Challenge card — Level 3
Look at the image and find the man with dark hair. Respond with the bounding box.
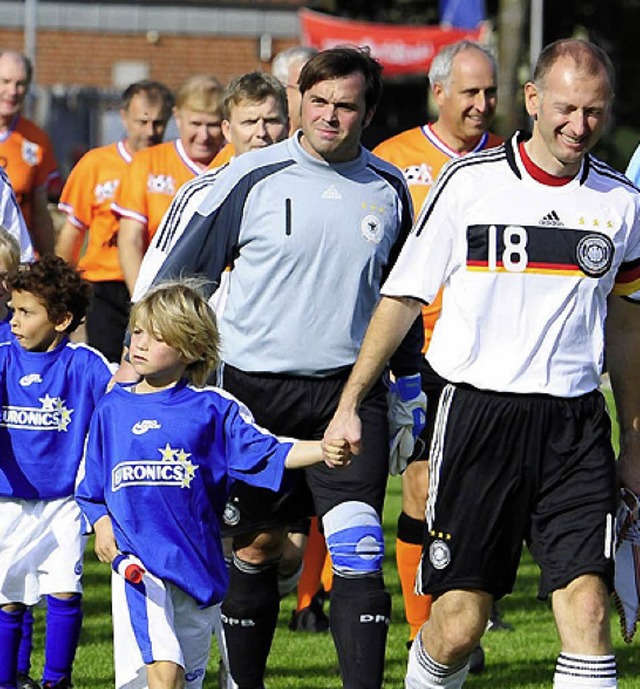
[56,79,173,362]
[325,38,640,689]
[145,47,423,689]
[0,50,60,255]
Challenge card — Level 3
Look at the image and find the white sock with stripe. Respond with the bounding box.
[405,632,469,688]
[553,653,617,687]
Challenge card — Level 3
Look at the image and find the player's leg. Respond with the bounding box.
[111,568,184,689]
[289,518,329,632]
[17,608,39,689]
[551,574,616,688]
[218,365,315,688]
[310,379,391,689]
[406,590,490,689]
[0,603,26,689]
[410,384,535,687]
[40,498,86,689]
[278,529,305,599]
[531,391,618,689]
[397,460,430,643]
[222,525,286,689]
[146,662,184,689]
[42,593,83,689]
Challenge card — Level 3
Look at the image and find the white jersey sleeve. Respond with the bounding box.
[0,168,34,262]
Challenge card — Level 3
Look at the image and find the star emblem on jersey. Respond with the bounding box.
[0,394,74,432]
[111,444,200,492]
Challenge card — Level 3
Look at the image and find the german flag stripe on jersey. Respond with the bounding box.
[613,257,640,296]
[466,224,615,277]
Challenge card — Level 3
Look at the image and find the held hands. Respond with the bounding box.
[321,437,352,469]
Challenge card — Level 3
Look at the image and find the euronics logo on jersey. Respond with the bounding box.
[0,393,73,431]
[112,443,200,491]
[466,224,614,277]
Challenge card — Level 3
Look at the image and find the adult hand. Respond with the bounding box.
[323,405,363,461]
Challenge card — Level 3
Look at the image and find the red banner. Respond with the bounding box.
[299,9,483,77]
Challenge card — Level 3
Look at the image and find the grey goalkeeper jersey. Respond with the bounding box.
[155,133,416,376]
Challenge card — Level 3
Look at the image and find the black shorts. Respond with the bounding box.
[220,364,389,537]
[86,280,130,363]
[419,383,617,600]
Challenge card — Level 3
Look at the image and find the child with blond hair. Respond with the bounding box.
[76,280,350,689]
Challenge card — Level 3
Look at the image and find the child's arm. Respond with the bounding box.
[94,514,119,564]
[285,439,351,470]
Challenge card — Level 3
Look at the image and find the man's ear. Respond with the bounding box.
[524,81,540,119]
[221,119,232,145]
[363,106,377,130]
[54,312,73,333]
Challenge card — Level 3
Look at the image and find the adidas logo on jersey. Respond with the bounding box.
[539,210,564,227]
[322,184,342,200]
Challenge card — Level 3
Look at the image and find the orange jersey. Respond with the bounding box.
[58,140,133,282]
[112,140,209,245]
[0,115,60,230]
[373,124,502,349]
[211,143,235,168]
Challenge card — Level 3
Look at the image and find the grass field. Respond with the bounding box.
[25,390,640,688]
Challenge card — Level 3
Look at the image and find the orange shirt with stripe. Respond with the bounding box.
[58,140,133,283]
[0,115,60,230]
[112,139,215,247]
[373,124,502,350]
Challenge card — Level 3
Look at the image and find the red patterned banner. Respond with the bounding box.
[299,8,483,77]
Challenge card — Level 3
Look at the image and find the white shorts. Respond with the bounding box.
[0,495,86,605]
[112,567,217,689]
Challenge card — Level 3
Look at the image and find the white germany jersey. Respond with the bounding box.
[382,132,640,397]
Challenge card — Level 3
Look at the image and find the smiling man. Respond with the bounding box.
[325,38,640,689]
[146,47,423,689]
[112,74,224,295]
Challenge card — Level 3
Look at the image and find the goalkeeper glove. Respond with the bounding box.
[387,373,427,476]
[614,488,640,643]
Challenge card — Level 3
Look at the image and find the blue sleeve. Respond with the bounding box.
[626,144,640,186]
[75,411,109,527]
[223,400,291,491]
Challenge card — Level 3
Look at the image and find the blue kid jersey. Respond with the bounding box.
[0,337,112,499]
[0,311,11,341]
[76,380,293,607]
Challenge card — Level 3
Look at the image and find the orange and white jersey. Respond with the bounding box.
[112,140,210,246]
[0,115,60,230]
[211,143,235,168]
[374,124,502,349]
[58,140,132,282]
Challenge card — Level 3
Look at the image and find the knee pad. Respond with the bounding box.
[322,501,384,577]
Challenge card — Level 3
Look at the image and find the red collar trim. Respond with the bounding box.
[518,141,574,186]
